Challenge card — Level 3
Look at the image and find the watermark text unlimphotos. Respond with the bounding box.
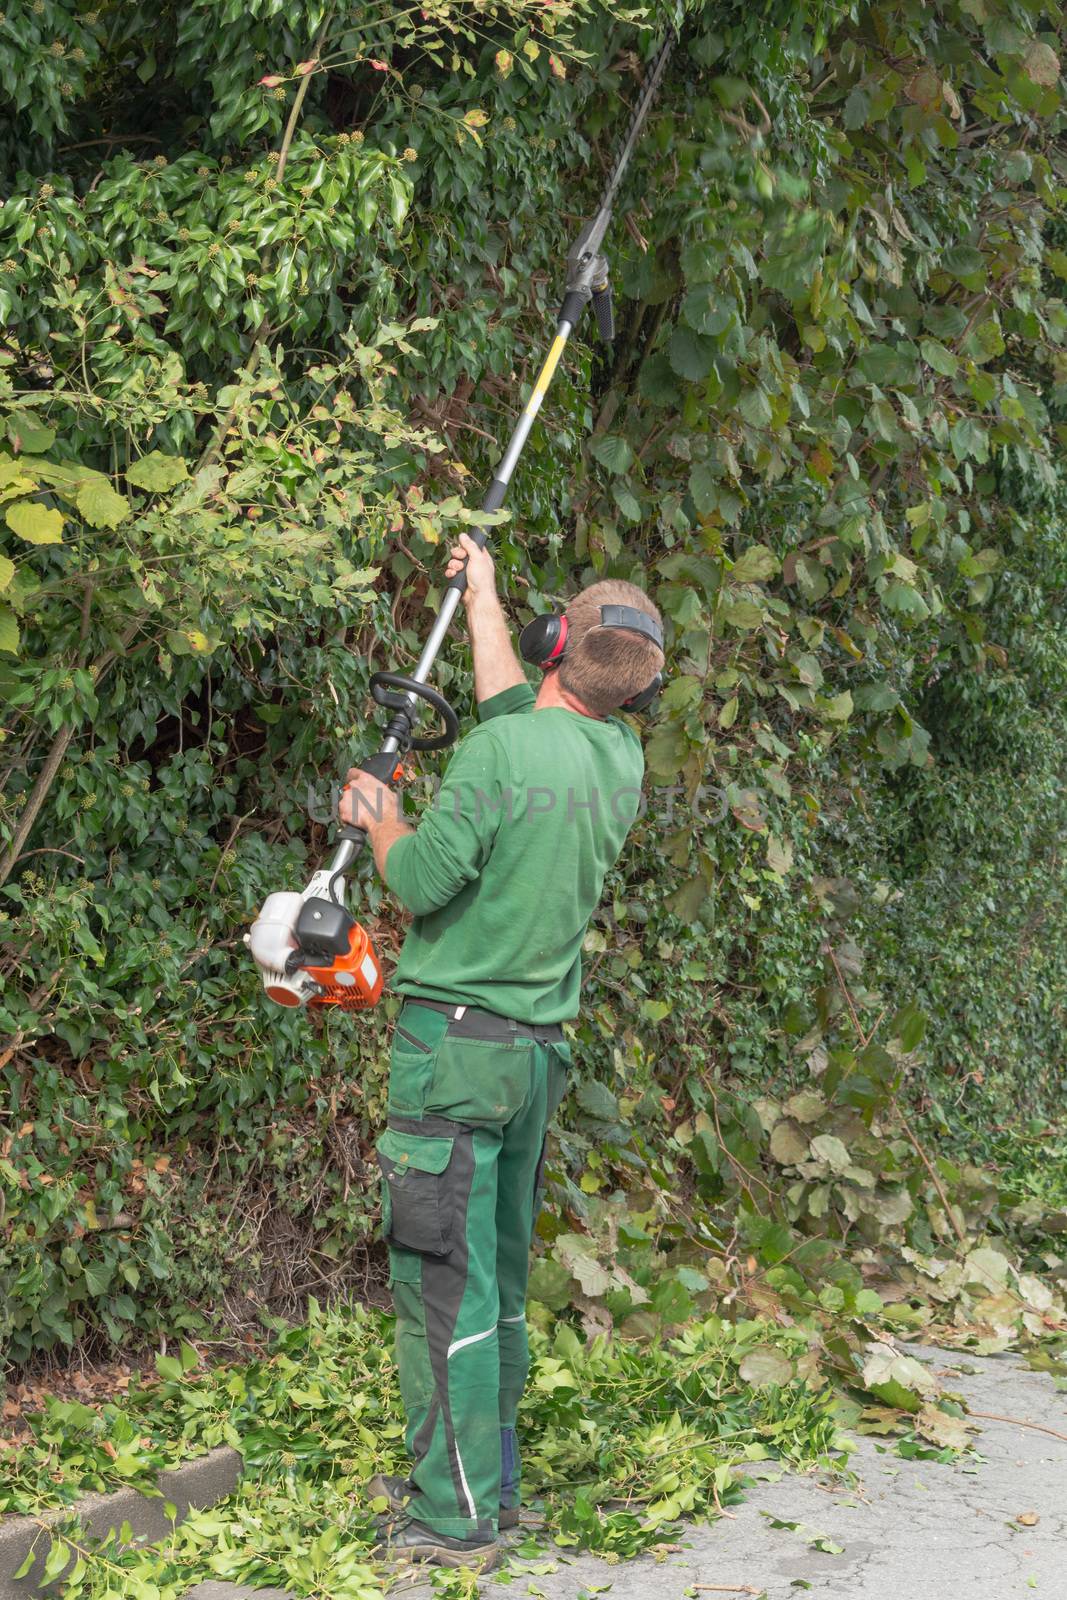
[307,777,728,828]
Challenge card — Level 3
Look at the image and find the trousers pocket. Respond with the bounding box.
[377,1128,455,1256]
[387,1009,448,1116]
[423,1034,534,1124]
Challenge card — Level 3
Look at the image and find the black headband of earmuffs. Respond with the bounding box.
[518,604,664,713]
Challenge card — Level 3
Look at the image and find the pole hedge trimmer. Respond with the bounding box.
[246,30,676,1009]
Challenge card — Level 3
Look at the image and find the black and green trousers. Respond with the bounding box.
[376,998,571,1543]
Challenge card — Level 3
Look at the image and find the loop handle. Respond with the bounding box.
[369,671,460,752]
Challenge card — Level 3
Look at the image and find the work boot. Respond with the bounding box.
[369,1471,521,1532]
[373,1510,498,1571]
[367,1472,413,1512]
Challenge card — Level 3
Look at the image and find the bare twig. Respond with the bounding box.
[827,946,864,1041]
[0,627,137,887]
[59,135,162,151]
[14,848,85,866]
[0,723,76,887]
[187,812,253,948]
[893,1098,968,1250]
[970,1410,1067,1445]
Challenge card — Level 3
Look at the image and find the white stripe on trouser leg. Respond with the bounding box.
[447,1325,496,1359]
[499,1313,525,1323]
[454,1442,476,1519]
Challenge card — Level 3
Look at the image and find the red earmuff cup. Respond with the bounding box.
[544,613,568,666]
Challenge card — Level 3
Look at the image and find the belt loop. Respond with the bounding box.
[508,1016,517,1035]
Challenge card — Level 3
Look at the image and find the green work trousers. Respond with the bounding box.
[376,1001,571,1543]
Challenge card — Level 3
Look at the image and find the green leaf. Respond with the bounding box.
[668,327,714,381]
[7,411,55,453]
[941,245,985,286]
[1022,40,1060,86]
[682,285,731,336]
[77,477,130,529]
[83,1260,112,1297]
[791,651,823,688]
[738,1346,794,1386]
[126,451,190,492]
[710,75,751,108]
[769,1120,809,1165]
[843,85,870,128]
[156,1353,184,1382]
[920,337,958,378]
[853,682,897,712]
[784,1090,826,1123]
[6,501,64,544]
[589,434,634,474]
[572,1075,620,1126]
[890,1003,926,1051]
[0,554,14,591]
[527,1258,574,1312]
[958,547,998,578]
[861,1347,935,1411]
[689,461,718,516]
[953,416,991,460]
[645,720,688,778]
[809,1134,850,1173]
[856,344,914,387]
[882,580,930,621]
[0,606,20,654]
[666,873,707,923]
[719,595,765,630]
[659,674,702,712]
[42,1540,70,1584]
[638,352,680,406]
[766,833,794,875]
[738,386,772,429]
[730,543,779,584]
[611,483,642,522]
[817,690,853,722]
[388,174,410,226]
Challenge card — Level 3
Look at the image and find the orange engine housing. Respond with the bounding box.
[306,921,384,1009]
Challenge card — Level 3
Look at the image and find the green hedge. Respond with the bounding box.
[2,0,1065,1365]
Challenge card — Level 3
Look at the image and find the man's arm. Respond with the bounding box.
[445,532,528,705]
[340,727,506,915]
[338,774,411,881]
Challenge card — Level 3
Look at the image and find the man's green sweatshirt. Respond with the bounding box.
[384,681,644,1023]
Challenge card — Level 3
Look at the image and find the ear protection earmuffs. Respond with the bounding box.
[519,603,665,713]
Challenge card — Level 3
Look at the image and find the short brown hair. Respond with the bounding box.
[557,579,664,716]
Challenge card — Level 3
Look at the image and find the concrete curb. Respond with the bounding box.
[0,1445,243,1598]
[184,1587,292,1600]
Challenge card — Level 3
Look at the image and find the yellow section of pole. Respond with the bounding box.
[527,332,568,413]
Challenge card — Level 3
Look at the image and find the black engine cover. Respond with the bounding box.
[290,897,355,965]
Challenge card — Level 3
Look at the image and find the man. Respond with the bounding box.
[339,532,663,1570]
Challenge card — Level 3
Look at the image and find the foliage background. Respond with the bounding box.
[1,0,1065,1375]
